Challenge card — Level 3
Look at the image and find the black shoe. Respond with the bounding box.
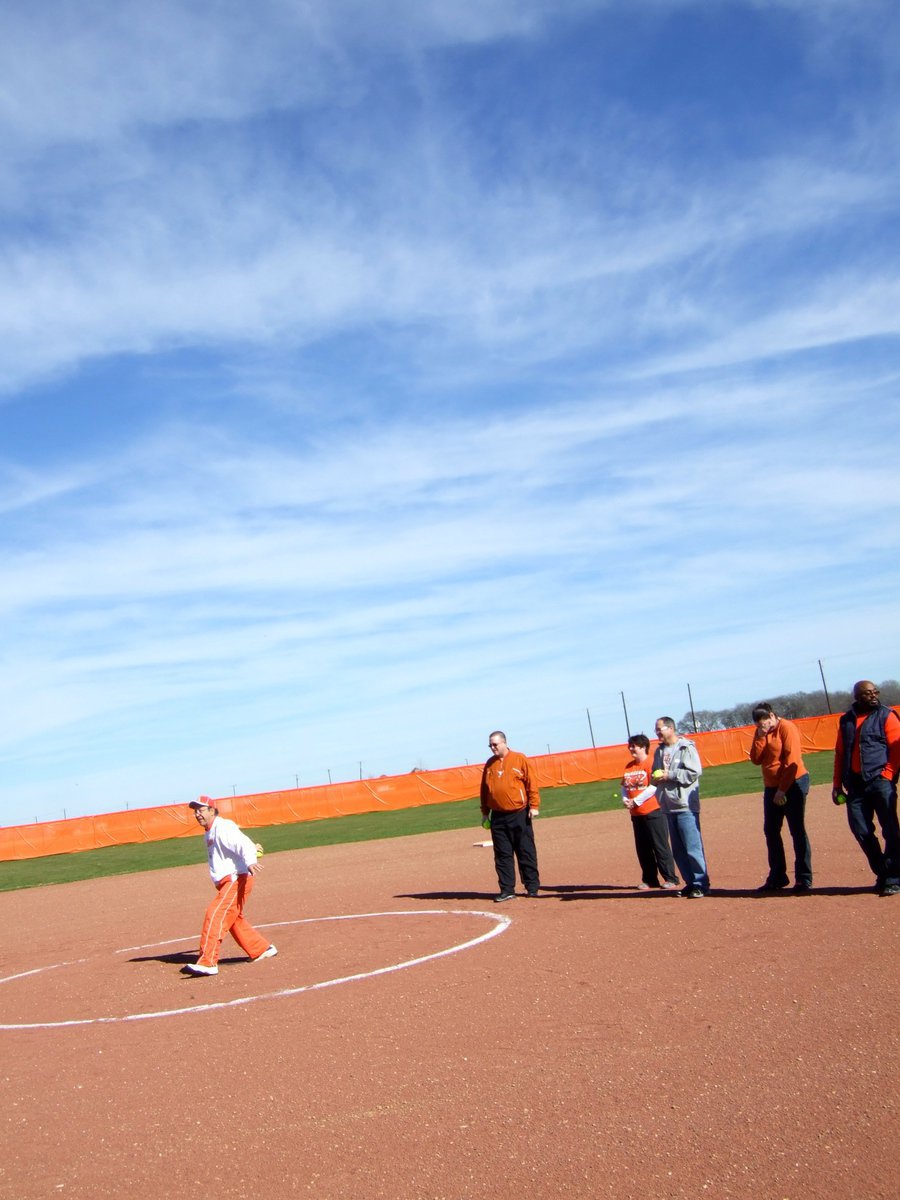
[494,892,516,903]
[880,883,900,897]
[684,886,705,899]
[526,890,540,898]
[792,882,812,894]
[756,880,789,893]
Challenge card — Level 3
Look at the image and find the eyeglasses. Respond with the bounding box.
[489,741,503,749]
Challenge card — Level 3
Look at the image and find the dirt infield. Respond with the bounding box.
[1,785,898,1199]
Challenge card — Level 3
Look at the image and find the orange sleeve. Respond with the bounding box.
[886,711,900,779]
[523,756,540,810]
[749,732,765,765]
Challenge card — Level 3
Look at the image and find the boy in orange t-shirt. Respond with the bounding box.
[621,734,679,890]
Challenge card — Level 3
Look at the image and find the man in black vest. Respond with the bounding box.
[832,680,900,896]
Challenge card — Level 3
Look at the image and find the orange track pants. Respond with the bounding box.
[197,873,271,967]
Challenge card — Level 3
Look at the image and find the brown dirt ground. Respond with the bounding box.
[0,784,898,1200]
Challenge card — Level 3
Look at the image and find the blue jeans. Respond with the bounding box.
[845,774,900,888]
[666,810,709,891]
[763,773,812,886]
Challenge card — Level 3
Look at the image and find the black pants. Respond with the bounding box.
[845,773,900,888]
[631,809,678,886]
[763,773,812,886]
[490,807,540,895]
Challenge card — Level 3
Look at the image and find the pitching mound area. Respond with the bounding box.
[1,786,897,1199]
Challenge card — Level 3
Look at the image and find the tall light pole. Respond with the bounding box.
[620,691,631,740]
[686,684,698,733]
[818,659,833,714]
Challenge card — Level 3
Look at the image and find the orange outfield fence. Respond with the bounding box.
[0,713,845,862]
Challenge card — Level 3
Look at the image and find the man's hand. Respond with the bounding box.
[651,769,665,781]
[528,807,539,818]
[773,790,787,807]
[832,788,847,806]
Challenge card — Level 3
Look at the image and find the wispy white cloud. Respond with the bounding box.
[4,370,898,791]
[3,142,895,396]
[2,2,897,396]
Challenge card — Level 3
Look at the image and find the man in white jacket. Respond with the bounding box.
[184,796,278,977]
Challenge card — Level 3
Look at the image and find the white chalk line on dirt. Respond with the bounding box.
[0,909,511,1031]
[0,958,89,985]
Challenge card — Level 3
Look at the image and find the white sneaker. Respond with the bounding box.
[253,944,278,962]
[184,962,218,976]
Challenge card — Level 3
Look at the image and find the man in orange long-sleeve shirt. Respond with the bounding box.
[750,703,812,893]
[480,731,540,902]
[832,681,900,896]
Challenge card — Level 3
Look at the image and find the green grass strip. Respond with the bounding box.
[0,752,834,893]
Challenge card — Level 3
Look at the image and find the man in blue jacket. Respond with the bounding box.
[832,681,900,896]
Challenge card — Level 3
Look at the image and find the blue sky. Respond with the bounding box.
[2,0,899,826]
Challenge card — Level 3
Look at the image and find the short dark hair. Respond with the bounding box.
[751,702,775,722]
[656,716,676,731]
[628,733,650,752]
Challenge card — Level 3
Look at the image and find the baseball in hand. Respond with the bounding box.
[255,842,265,856]
[651,769,664,780]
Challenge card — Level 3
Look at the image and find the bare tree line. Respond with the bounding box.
[678,679,900,734]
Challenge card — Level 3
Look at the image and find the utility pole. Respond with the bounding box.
[586,707,596,748]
